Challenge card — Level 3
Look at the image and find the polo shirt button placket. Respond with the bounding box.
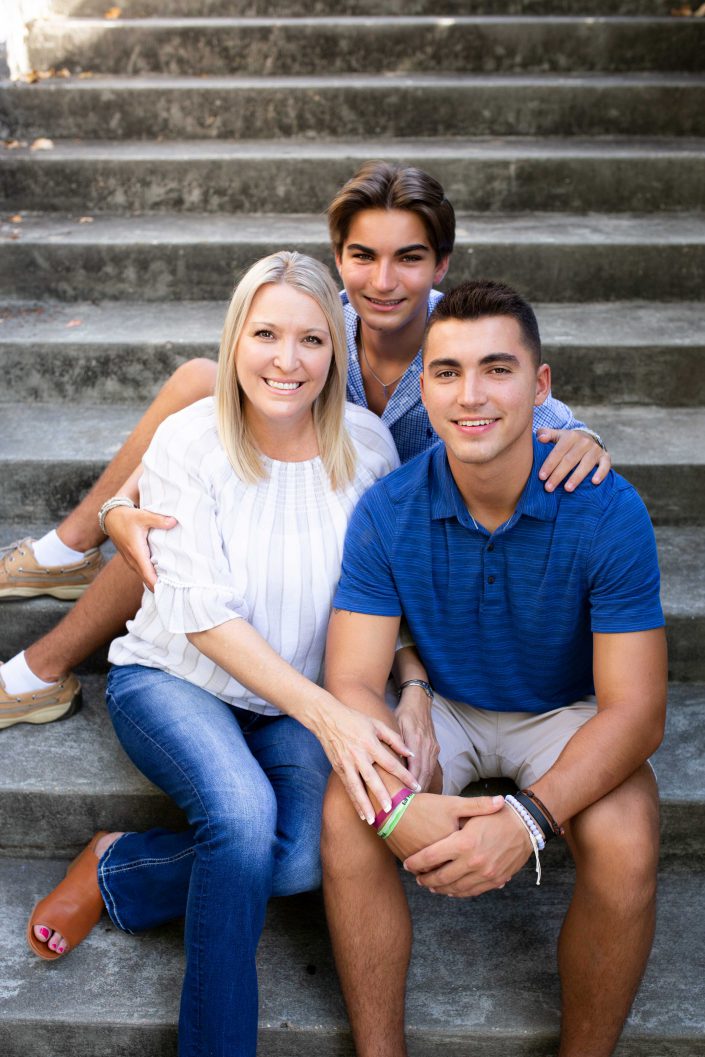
[483,538,499,602]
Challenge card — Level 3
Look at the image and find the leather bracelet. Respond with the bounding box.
[519,788,564,839]
[512,792,553,842]
[98,496,137,536]
[397,679,434,703]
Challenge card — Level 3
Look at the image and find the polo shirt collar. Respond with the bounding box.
[429,435,559,528]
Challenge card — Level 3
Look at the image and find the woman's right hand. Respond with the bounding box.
[104,505,176,591]
[313,702,421,825]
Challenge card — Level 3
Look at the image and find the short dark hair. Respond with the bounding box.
[425,279,542,366]
[327,161,455,263]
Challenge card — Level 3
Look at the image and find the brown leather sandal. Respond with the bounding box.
[27,831,109,960]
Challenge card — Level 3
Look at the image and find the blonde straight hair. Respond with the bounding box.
[215,251,356,490]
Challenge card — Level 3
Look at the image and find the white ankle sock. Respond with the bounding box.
[32,529,87,566]
[1,652,58,693]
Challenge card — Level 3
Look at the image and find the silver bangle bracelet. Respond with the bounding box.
[397,678,434,703]
[576,427,607,452]
[98,496,137,536]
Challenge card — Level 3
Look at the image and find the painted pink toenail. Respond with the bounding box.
[39,927,50,938]
[58,947,65,953]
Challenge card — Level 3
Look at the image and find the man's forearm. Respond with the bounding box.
[529,629,667,827]
[531,709,660,828]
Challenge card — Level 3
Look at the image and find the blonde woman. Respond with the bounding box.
[27,252,422,1057]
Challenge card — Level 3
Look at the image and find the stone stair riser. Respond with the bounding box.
[2,343,703,408]
[3,149,704,215]
[3,78,705,140]
[44,0,682,16]
[2,240,704,302]
[26,19,705,77]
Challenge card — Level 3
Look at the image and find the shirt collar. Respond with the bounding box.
[342,290,444,427]
[429,435,559,528]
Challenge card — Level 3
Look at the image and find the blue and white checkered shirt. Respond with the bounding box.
[342,289,585,465]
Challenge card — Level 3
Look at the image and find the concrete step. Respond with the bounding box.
[2,212,704,302]
[44,0,682,16]
[572,406,705,525]
[0,512,702,678]
[25,16,705,77]
[0,669,702,858]
[1,405,704,524]
[2,73,704,140]
[1,300,703,408]
[1,855,703,1056]
[3,137,704,215]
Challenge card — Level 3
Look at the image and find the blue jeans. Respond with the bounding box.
[103,664,330,1057]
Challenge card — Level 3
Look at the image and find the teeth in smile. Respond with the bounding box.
[266,380,301,390]
[368,298,402,305]
[458,419,495,427]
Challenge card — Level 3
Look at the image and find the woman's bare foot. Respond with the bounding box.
[33,831,124,955]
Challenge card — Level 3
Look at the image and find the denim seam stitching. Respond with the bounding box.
[98,834,134,934]
[104,848,196,874]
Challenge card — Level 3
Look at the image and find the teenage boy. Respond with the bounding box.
[321,279,666,1057]
[0,163,608,727]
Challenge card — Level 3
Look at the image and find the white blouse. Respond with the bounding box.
[108,397,399,714]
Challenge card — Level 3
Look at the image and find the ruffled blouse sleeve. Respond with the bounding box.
[139,405,248,635]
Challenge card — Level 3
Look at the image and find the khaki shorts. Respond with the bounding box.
[432,694,598,796]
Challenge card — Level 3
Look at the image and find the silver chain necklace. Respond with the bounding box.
[358,326,406,399]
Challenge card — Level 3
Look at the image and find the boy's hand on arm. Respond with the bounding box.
[536,428,611,492]
[104,504,176,591]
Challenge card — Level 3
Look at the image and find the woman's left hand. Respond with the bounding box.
[395,684,440,792]
[311,700,419,824]
[535,428,611,492]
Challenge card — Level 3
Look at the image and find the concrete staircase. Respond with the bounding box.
[1,1,704,1054]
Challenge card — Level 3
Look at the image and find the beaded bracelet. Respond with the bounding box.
[504,796,543,885]
[505,795,546,850]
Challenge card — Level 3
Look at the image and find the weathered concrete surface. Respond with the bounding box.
[0,675,184,854]
[0,858,703,1056]
[3,137,704,215]
[2,212,705,302]
[0,402,704,522]
[45,0,680,14]
[1,299,702,406]
[26,16,705,77]
[2,73,705,141]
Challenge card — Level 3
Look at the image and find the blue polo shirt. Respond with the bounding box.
[334,437,664,713]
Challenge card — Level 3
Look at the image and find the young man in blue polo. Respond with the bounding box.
[321,279,667,1057]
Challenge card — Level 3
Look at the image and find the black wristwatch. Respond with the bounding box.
[397,679,434,703]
